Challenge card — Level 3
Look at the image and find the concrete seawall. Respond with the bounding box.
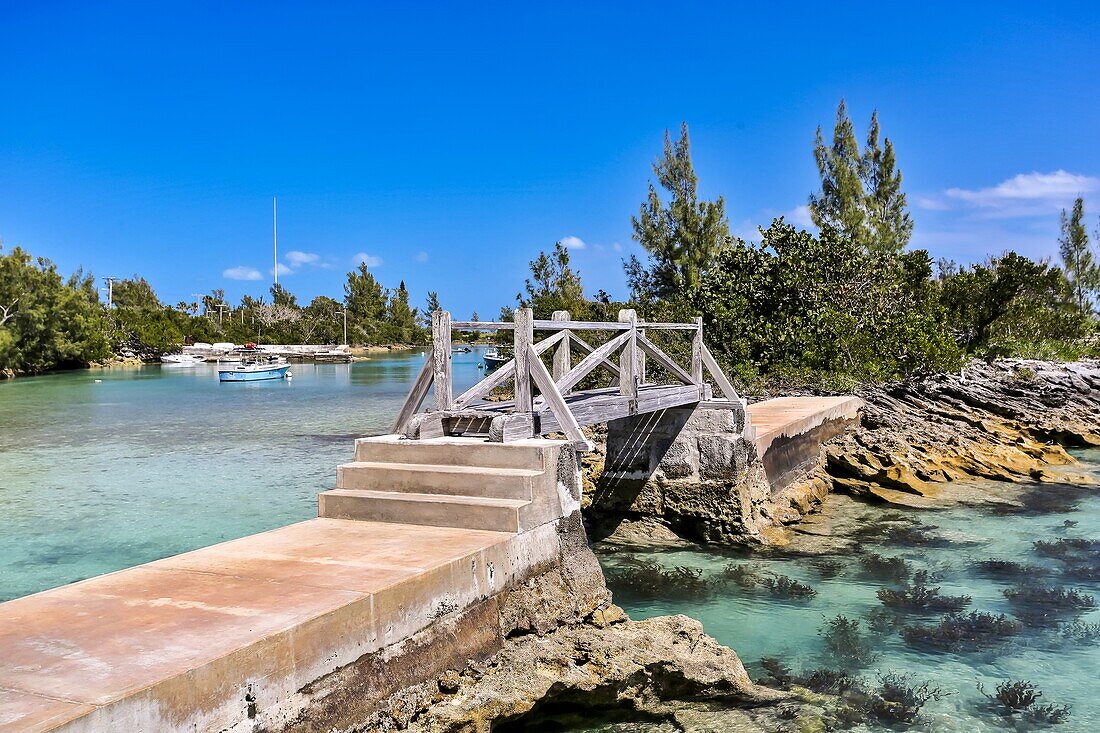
[0,437,607,732]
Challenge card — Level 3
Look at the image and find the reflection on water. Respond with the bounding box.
[0,348,490,601]
[593,449,1100,732]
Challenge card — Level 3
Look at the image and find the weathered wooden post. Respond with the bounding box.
[551,310,571,389]
[637,319,646,386]
[686,316,704,378]
[514,307,534,412]
[431,309,452,410]
[618,308,638,405]
[692,316,704,399]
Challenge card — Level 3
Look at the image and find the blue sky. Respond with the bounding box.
[2,2,1098,319]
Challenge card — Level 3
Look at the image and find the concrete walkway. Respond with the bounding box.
[0,518,516,732]
[746,396,863,489]
[747,396,862,454]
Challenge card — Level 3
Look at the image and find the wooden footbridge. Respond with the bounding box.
[392,308,742,450]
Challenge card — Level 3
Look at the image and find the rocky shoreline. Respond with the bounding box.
[810,359,1100,508]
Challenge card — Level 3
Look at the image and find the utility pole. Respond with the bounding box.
[273,196,278,289]
[336,308,348,346]
[102,277,118,307]
[216,302,229,327]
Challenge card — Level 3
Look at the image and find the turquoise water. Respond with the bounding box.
[5,363,1100,730]
[0,348,489,601]
[597,450,1100,731]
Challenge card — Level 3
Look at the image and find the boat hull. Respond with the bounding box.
[218,365,291,382]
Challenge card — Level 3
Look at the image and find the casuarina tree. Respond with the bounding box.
[810,101,912,255]
[1059,197,1098,312]
[629,122,731,300]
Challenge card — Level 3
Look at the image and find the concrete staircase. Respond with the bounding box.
[318,436,567,533]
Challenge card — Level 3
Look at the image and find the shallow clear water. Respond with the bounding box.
[595,449,1100,732]
[0,348,490,601]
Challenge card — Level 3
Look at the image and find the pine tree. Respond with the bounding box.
[809,100,867,244]
[421,291,441,327]
[862,111,913,255]
[630,122,730,298]
[809,101,913,256]
[385,280,417,344]
[520,242,584,314]
[343,263,386,344]
[1059,197,1098,312]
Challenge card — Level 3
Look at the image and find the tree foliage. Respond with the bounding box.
[940,253,1092,359]
[0,246,110,373]
[688,220,960,390]
[344,263,388,344]
[519,242,586,317]
[629,123,731,299]
[810,101,912,255]
[1059,197,1099,312]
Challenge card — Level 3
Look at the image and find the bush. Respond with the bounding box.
[686,221,962,390]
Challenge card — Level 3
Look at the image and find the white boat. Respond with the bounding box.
[218,355,291,382]
[161,354,206,365]
[483,347,510,370]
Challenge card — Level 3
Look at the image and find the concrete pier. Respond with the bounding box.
[0,437,588,733]
[747,396,863,489]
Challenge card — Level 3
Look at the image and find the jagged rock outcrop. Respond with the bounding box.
[358,614,786,733]
[813,359,1100,506]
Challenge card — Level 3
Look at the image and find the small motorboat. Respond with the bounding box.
[483,347,510,370]
[218,355,291,382]
[452,346,472,354]
[161,353,206,365]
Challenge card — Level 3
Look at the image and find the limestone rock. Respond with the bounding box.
[801,359,1100,508]
[380,615,785,733]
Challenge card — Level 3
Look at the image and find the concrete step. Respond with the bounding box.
[337,461,540,500]
[354,436,548,471]
[318,489,526,533]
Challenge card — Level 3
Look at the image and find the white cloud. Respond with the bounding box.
[559,235,586,250]
[786,204,814,228]
[915,196,950,211]
[353,252,383,267]
[922,170,1099,218]
[270,263,293,277]
[285,250,320,267]
[415,251,429,262]
[611,242,623,252]
[223,266,262,281]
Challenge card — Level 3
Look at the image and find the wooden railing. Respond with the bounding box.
[392,308,739,448]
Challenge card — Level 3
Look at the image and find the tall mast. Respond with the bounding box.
[273,196,278,288]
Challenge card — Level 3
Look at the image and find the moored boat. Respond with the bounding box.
[483,347,510,370]
[218,355,291,382]
[161,353,206,365]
